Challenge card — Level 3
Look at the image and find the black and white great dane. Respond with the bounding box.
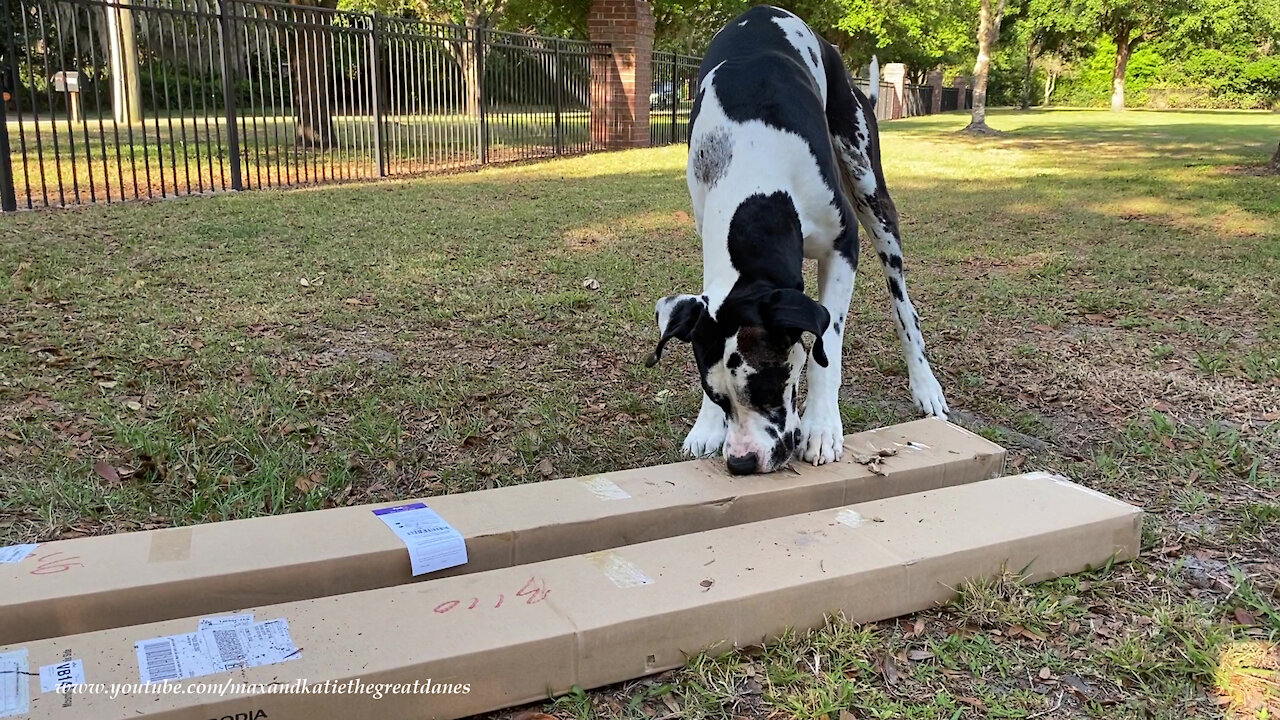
[647,6,949,475]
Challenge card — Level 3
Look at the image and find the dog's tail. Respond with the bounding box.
[867,55,879,108]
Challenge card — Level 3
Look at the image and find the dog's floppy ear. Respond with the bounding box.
[646,294,707,367]
[764,288,831,368]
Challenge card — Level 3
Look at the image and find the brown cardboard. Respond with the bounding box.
[0,419,1002,645]
[4,472,1141,720]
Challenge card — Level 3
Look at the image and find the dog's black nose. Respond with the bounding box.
[726,453,759,475]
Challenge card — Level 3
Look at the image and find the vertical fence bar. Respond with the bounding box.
[0,3,18,211]
[218,0,242,190]
[669,53,677,143]
[0,96,15,211]
[368,13,385,177]
[552,39,562,155]
[475,28,486,165]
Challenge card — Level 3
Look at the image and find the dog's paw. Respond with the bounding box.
[800,406,844,466]
[910,372,950,420]
[682,421,727,458]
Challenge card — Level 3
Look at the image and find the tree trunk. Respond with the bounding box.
[964,0,1007,131]
[1021,36,1036,110]
[1111,31,1133,112]
[290,0,336,147]
[1272,142,1280,170]
[1043,70,1056,105]
[456,34,483,118]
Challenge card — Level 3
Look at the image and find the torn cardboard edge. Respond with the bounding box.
[1,418,1004,644]
[3,472,1141,720]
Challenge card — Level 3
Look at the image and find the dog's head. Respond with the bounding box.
[647,289,829,474]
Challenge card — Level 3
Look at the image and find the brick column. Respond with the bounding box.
[953,76,970,109]
[882,62,906,120]
[588,0,654,149]
[927,69,944,114]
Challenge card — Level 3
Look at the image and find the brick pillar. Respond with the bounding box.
[882,62,906,120]
[588,0,654,149]
[927,69,944,114]
[953,76,970,109]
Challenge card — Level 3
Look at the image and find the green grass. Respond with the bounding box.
[3,107,1280,717]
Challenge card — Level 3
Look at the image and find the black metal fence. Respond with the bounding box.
[1,0,605,210]
[647,51,699,146]
[940,87,960,112]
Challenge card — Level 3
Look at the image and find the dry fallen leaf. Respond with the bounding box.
[906,649,933,661]
[536,458,554,477]
[582,277,601,291]
[295,471,323,493]
[1039,666,1052,680]
[880,654,900,685]
[92,460,120,484]
[123,400,142,411]
[1233,607,1256,626]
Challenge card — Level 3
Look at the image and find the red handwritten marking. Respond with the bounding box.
[433,578,548,615]
[29,552,85,576]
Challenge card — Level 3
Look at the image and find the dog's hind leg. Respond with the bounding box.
[822,43,948,419]
[683,392,728,457]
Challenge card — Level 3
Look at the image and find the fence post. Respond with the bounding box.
[368,13,386,177]
[0,97,15,212]
[217,0,243,191]
[476,29,488,165]
[552,39,563,155]
[669,53,677,141]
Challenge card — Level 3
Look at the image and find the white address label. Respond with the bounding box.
[374,503,468,576]
[0,649,30,718]
[135,618,298,684]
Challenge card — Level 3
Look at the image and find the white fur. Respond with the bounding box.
[868,55,880,103]
[689,63,843,317]
[769,10,827,102]
[683,58,852,469]
[670,10,948,471]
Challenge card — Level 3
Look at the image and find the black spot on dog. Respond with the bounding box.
[895,307,909,332]
[887,277,904,301]
[765,425,779,439]
[692,127,733,187]
[726,352,743,369]
[833,321,841,334]
[808,47,819,67]
[888,254,903,271]
[770,438,792,467]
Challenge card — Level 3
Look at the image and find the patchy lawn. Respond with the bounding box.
[2,108,1279,718]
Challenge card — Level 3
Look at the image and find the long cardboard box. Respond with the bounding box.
[0,418,1002,645]
[1,472,1141,720]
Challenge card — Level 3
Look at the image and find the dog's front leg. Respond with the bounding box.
[800,252,855,465]
[683,392,728,457]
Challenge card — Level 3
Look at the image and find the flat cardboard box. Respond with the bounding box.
[3,472,1141,720]
[0,419,1003,645]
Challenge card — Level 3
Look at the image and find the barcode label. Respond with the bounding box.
[210,629,246,667]
[139,641,180,683]
[135,618,298,684]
